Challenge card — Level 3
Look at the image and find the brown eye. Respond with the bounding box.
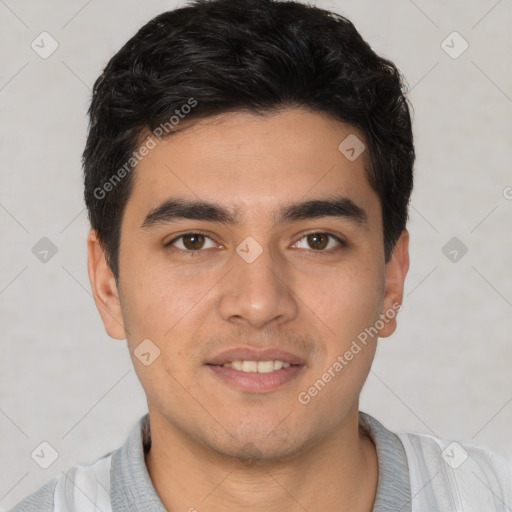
[182,233,206,250]
[166,232,217,255]
[293,232,345,252]
[307,233,329,250]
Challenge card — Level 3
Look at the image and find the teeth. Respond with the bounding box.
[273,360,283,371]
[221,360,293,372]
[242,360,258,372]
[257,361,274,373]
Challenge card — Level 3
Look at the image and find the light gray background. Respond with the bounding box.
[1,0,511,508]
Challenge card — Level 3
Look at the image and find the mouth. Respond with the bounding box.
[210,359,295,372]
[205,347,306,392]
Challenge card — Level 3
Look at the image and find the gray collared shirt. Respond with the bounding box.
[9,411,412,511]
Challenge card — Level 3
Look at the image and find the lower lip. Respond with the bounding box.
[206,364,304,392]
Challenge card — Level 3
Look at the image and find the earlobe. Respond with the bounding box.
[86,229,126,340]
[378,229,410,338]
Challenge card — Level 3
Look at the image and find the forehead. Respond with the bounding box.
[125,108,380,225]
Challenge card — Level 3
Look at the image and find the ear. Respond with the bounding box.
[86,229,126,340]
[378,229,409,338]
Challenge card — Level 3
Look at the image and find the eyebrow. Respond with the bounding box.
[140,195,368,230]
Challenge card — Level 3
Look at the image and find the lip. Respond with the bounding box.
[206,347,306,366]
[206,364,304,392]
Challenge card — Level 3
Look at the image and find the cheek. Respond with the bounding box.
[122,262,204,337]
[119,272,200,404]
[299,266,382,408]
[311,261,384,341]
[120,265,216,387]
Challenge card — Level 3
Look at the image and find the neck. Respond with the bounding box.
[145,406,378,512]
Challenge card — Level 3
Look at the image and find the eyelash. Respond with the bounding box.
[164,230,346,258]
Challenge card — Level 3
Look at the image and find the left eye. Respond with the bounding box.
[293,233,344,251]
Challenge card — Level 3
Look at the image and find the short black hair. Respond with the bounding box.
[83,0,414,282]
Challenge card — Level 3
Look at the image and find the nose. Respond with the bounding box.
[218,240,298,330]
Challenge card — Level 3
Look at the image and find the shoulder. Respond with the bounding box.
[397,431,512,511]
[7,452,113,512]
[8,477,58,512]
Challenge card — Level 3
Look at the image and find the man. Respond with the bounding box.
[10,0,512,510]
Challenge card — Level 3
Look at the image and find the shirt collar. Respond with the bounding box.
[359,411,412,512]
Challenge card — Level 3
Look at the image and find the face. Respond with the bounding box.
[88,108,409,461]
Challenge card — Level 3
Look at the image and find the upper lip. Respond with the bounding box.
[206,347,306,366]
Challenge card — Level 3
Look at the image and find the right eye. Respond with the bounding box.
[164,232,218,256]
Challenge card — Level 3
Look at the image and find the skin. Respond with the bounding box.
[87,108,409,511]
